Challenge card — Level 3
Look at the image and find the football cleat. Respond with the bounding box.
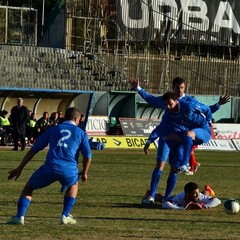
[142,196,155,205]
[176,164,190,174]
[7,216,24,225]
[194,162,201,173]
[60,214,77,225]
[185,171,194,176]
[205,185,216,198]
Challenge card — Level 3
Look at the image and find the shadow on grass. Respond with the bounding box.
[112,202,162,209]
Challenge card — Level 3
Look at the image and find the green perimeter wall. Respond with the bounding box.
[90,91,239,123]
[0,89,238,123]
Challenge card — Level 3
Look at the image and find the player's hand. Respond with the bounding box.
[8,168,22,180]
[144,143,150,155]
[81,173,88,182]
[129,77,139,90]
[218,94,230,105]
[184,202,203,210]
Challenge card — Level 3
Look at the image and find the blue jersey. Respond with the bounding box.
[31,120,92,175]
[162,100,211,131]
[138,88,212,163]
[138,88,198,108]
[138,88,212,143]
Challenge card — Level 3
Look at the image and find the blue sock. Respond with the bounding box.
[150,168,162,198]
[62,197,76,217]
[164,173,178,201]
[17,197,31,217]
[182,136,193,166]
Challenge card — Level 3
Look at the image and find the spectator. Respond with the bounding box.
[11,98,29,151]
[49,112,59,126]
[57,111,65,124]
[26,112,38,146]
[37,112,51,136]
[7,107,92,225]
[78,114,85,130]
[0,110,11,145]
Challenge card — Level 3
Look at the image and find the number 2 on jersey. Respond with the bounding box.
[57,129,72,148]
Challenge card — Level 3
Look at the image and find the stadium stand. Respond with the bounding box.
[0,45,128,92]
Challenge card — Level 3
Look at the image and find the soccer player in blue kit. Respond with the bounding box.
[161,91,212,166]
[129,77,229,204]
[145,90,212,201]
[7,107,92,225]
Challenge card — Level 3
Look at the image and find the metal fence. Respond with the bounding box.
[62,0,240,96]
[0,1,239,97]
[0,5,37,45]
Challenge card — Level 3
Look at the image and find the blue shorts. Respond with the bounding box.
[192,126,211,144]
[174,125,211,145]
[29,164,79,192]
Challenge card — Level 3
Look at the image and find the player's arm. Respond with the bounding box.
[162,193,185,210]
[80,133,92,182]
[188,101,213,124]
[8,149,37,180]
[81,157,91,182]
[199,103,212,123]
[162,200,184,210]
[209,94,230,114]
[201,195,222,208]
[146,126,161,144]
[129,77,165,108]
[144,123,166,154]
[8,127,52,181]
[185,96,213,123]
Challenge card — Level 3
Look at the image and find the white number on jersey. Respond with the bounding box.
[57,129,72,148]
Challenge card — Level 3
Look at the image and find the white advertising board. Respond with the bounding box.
[212,123,240,139]
[86,116,109,135]
[197,139,237,151]
[231,139,240,151]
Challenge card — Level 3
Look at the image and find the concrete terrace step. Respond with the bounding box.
[0,45,127,91]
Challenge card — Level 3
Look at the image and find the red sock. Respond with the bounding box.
[189,152,197,172]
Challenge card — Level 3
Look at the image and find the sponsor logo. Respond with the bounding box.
[117,0,240,45]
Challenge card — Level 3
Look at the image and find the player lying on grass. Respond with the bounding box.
[129,77,229,205]
[7,107,92,225]
[162,182,221,210]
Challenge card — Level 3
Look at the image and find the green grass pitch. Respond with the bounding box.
[0,148,239,239]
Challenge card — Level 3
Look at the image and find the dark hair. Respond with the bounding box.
[65,107,80,120]
[2,109,8,115]
[162,91,178,101]
[184,182,199,194]
[172,77,185,88]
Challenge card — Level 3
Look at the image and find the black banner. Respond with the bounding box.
[116,0,240,46]
[119,118,159,136]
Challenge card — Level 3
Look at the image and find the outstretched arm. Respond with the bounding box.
[218,94,230,105]
[8,149,37,180]
[129,77,165,108]
[129,77,140,91]
[209,94,230,114]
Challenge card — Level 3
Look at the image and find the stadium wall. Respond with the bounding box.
[37,1,240,97]
[89,91,236,123]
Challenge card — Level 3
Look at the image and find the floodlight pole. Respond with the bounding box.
[41,0,45,36]
[5,1,9,44]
